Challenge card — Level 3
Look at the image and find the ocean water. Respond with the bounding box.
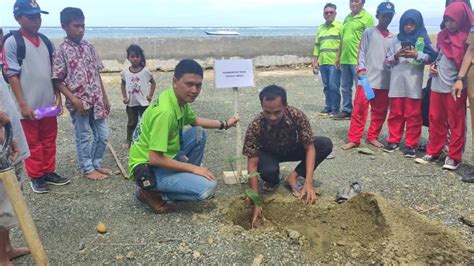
[1,26,441,39]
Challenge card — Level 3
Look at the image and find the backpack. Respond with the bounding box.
[1,30,53,83]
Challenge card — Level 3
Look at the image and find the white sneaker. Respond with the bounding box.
[442,157,460,170]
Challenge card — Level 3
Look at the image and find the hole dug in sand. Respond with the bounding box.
[224,193,471,264]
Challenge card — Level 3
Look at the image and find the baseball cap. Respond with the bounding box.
[377,1,395,14]
[13,0,49,16]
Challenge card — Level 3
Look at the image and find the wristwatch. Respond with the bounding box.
[454,76,465,82]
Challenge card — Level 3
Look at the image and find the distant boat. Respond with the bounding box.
[204,30,239,36]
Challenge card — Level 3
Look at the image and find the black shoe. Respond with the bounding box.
[332,111,351,120]
[30,178,49,194]
[383,143,399,153]
[462,172,474,183]
[44,172,70,186]
[403,146,416,158]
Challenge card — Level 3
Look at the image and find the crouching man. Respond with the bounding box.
[243,85,333,225]
[128,59,239,213]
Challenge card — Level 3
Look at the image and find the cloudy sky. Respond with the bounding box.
[0,0,444,27]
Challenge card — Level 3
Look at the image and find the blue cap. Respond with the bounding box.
[377,1,395,14]
[13,0,49,16]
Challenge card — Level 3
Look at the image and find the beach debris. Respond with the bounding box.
[192,251,201,259]
[460,212,474,227]
[78,243,86,251]
[252,254,264,266]
[96,222,107,234]
[115,255,124,261]
[357,148,375,155]
[207,238,214,245]
[335,182,362,204]
[414,158,429,164]
[287,229,301,240]
[107,143,128,179]
[126,251,135,260]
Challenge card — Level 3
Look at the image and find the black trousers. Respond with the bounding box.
[257,136,333,185]
[126,105,148,143]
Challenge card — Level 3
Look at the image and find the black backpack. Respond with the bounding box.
[1,30,53,83]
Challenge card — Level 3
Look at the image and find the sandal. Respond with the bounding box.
[283,175,304,197]
[259,177,279,192]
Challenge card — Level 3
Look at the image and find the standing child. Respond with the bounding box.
[52,7,111,180]
[341,2,395,150]
[416,2,473,170]
[2,0,69,194]
[121,45,156,148]
[0,28,31,261]
[384,9,437,157]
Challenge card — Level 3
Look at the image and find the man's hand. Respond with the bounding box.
[252,206,264,228]
[357,69,367,79]
[122,97,129,104]
[430,64,438,76]
[55,94,64,116]
[299,182,316,204]
[401,48,418,59]
[146,94,153,102]
[104,97,111,115]
[19,103,35,120]
[226,114,240,128]
[452,79,464,101]
[8,140,19,162]
[312,58,320,70]
[71,97,87,116]
[192,165,215,180]
[335,56,340,69]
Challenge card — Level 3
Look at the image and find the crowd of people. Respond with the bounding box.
[314,0,474,176]
[0,0,473,262]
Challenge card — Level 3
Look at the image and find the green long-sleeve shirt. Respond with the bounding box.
[313,20,343,65]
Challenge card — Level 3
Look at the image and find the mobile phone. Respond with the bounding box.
[401,41,414,49]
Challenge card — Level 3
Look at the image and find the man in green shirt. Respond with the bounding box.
[334,0,374,119]
[129,59,240,213]
[313,3,342,117]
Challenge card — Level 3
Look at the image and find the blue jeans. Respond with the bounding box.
[320,65,341,113]
[71,109,109,174]
[151,127,217,202]
[341,64,358,113]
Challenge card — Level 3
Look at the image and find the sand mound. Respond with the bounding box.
[225,193,471,264]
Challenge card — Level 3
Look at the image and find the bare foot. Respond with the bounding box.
[84,170,107,180]
[367,139,384,148]
[341,142,359,150]
[7,247,30,260]
[96,168,112,175]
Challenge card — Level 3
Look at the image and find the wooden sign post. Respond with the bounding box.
[214,59,254,184]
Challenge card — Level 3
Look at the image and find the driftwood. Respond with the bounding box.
[107,143,128,179]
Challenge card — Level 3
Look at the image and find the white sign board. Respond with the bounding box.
[215,59,255,89]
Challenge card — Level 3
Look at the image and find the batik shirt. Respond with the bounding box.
[243,106,314,158]
[52,38,107,119]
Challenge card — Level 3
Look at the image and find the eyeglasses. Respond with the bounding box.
[24,14,41,21]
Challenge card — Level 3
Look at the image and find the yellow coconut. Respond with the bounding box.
[96,222,107,234]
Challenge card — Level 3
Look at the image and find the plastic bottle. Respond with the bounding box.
[313,67,320,81]
[359,75,375,100]
[413,37,425,65]
[34,105,60,120]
